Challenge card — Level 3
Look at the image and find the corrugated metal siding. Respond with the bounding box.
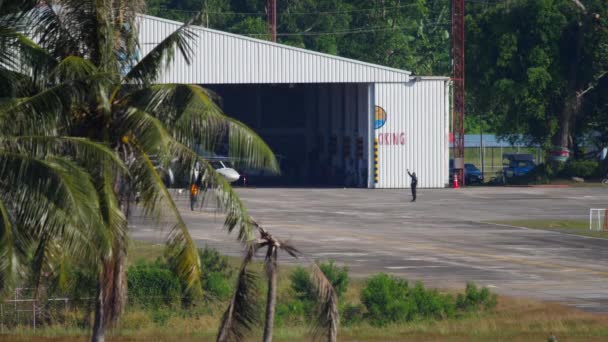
[138,15,410,84]
[374,80,449,188]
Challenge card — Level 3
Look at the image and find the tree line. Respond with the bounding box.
[149,0,608,158]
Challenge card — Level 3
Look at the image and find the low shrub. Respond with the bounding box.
[284,261,349,324]
[275,300,309,327]
[204,272,232,301]
[127,260,181,308]
[561,159,601,178]
[199,246,234,301]
[360,273,416,325]
[360,274,496,326]
[456,282,497,312]
[150,309,173,326]
[290,261,349,301]
[340,303,365,326]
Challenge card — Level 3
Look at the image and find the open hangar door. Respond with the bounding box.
[206,83,372,187]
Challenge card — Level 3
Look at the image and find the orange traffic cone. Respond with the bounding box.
[453,177,460,189]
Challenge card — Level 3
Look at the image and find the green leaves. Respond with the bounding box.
[127,83,279,172]
[125,20,197,85]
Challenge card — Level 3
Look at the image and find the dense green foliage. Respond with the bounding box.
[360,273,495,326]
[146,0,452,76]
[467,0,608,152]
[147,0,608,157]
[290,261,349,301]
[128,260,182,308]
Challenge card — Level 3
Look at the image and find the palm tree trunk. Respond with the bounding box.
[263,249,278,342]
[91,276,105,342]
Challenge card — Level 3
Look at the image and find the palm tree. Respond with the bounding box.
[1,1,278,341]
[217,221,339,342]
[0,0,125,299]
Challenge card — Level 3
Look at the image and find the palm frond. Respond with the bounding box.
[0,136,126,173]
[0,72,109,135]
[48,56,99,82]
[126,84,279,172]
[118,107,173,157]
[0,151,106,298]
[129,143,201,294]
[310,263,339,342]
[280,241,300,259]
[13,33,59,83]
[217,249,260,342]
[28,1,85,58]
[0,151,103,248]
[124,20,197,85]
[168,140,256,243]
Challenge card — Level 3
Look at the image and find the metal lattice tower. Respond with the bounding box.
[267,0,277,42]
[452,0,465,185]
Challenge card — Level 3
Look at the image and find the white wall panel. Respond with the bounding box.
[374,79,449,189]
[138,15,410,84]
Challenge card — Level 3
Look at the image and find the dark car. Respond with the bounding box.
[449,160,484,185]
[502,154,536,179]
[464,163,484,184]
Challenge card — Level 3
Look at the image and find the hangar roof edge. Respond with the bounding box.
[138,14,414,84]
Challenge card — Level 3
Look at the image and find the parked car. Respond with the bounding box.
[449,160,484,185]
[464,163,484,184]
[502,154,536,180]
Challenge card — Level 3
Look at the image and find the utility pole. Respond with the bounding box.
[267,0,277,42]
[452,0,465,185]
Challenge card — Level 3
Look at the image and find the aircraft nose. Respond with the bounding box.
[219,168,240,183]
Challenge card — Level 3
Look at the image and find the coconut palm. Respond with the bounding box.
[217,220,339,342]
[0,0,125,298]
[0,1,277,341]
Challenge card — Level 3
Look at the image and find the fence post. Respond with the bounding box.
[1,303,3,333]
[32,300,36,331]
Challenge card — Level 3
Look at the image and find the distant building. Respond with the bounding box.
[139,15,450,188]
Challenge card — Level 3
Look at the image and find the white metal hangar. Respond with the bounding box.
[138,15,450,189]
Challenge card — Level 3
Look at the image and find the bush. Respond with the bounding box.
[409,282,455,320]
[360,274,495,326]
[360,273,416,325]
[127,260,181,308]
[456,282,497,312]
[561,159,600,178]
[275,300,309,327]
[204,272,232,300]
[340,303,365,326]
[199,246,234,301]
[165,246,235,305]
[290,261,349,302]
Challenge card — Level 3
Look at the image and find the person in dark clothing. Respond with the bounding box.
[407,169,417,202]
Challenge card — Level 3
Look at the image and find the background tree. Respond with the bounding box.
[467,0,608,154]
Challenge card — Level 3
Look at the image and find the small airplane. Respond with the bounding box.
[196,158,241,184]
[154,156,241,188]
